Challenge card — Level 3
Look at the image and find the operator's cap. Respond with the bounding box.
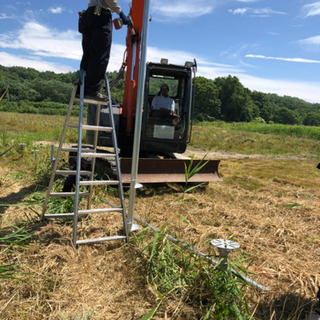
[160,83,169,91]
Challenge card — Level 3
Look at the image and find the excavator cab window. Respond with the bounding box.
[144,73,187,141]
[140,62,193,155]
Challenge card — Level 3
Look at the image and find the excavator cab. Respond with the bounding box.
[140,61,194,157]
[86,60,195,159]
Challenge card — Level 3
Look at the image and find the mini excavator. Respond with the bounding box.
[86,0,220,184]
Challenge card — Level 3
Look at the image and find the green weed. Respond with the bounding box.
[0,224,33,280]
[0,263,19,280]
[131,226,251,319]
[184,154,209,193]
[139,302,161,320]
[0,224,33,247]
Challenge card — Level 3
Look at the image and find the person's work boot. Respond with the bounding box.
[85,91,108,101]
[76,89,108,101]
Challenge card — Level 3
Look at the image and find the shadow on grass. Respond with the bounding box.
[0,172,50,215]
[0,184,41,215]
[256,292,318,320]
[0,174,53,246]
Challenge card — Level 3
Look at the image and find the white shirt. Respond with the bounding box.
[88,0,121,14]
[151,95,175,113]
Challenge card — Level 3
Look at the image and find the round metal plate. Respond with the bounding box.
[210,239,240,250]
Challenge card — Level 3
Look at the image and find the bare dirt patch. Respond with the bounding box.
[181,149,314,161]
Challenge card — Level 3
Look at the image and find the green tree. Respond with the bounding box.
[1,64,320,124]
[250,90,274,122]
[274,107,300,125]
[214,75,257,122]
[303,112,320,126]
[194,76,221,121]
[31,79,72,103]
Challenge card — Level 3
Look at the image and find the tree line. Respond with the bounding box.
[1,65,320,126]
[194,75,320,126]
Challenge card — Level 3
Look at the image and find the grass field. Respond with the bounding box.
[190,121,320,159]
[0,111,320,319]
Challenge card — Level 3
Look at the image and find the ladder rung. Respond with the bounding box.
[55,170,92,175]
[76,235,127,245]
[44,207,122,219]
[79,208,123,214]
[49,192,90,197]
[61,147,96,153]
[82,125,113,132]
[74,97,110,105]
[44,213,74,218]
[81,152,115,159]
[79,180,119,186]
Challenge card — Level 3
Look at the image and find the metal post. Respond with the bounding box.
[127,0,151,231]
[48,144,56,169]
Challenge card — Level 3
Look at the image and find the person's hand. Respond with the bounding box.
[119,11,133,28]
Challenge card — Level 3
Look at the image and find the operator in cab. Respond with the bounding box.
[151,84,181,125]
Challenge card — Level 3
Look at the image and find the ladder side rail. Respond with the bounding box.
[86,102,102,209]
[104,74,129,240]
[72,71,86,247]
[42,83,79,217]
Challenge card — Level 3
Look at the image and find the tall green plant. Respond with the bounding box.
[184,154,209,193]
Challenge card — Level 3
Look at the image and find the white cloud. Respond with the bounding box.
[0,20,318,103]
[109,43,127,71]
[143,45,243,76]
[246,54,320,64]
[0,20,126,73]
[302,2,320,18]
[230,8,248,15]
[0,51,73,73]
[106,44,320,102]
[195,56,320,103]
[238,74,320,103]
[48,7,63,14]
[151,0,215,20]
[298,35,320,49]
[0,21,82,60]
[229,7,287,17]
[0,13,14,20]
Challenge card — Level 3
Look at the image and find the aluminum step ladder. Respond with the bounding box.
[42,70,129,246]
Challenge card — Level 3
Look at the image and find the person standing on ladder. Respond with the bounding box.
[79,0,132,101]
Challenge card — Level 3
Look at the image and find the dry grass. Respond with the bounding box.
[133,157,320,319]
[1,155,319,319]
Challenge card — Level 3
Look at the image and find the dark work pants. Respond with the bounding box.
[80,6,112,94]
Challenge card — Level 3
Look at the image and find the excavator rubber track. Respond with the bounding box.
[120,158,221,184]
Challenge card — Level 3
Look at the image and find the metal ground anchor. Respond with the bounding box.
[18,143,27,153]
[210,239,240,269]
[48,144,56,169]
[31,149,39,170]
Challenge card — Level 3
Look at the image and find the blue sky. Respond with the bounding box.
[0,0,320,103]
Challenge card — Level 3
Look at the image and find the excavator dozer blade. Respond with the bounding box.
[120,158,221,184]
